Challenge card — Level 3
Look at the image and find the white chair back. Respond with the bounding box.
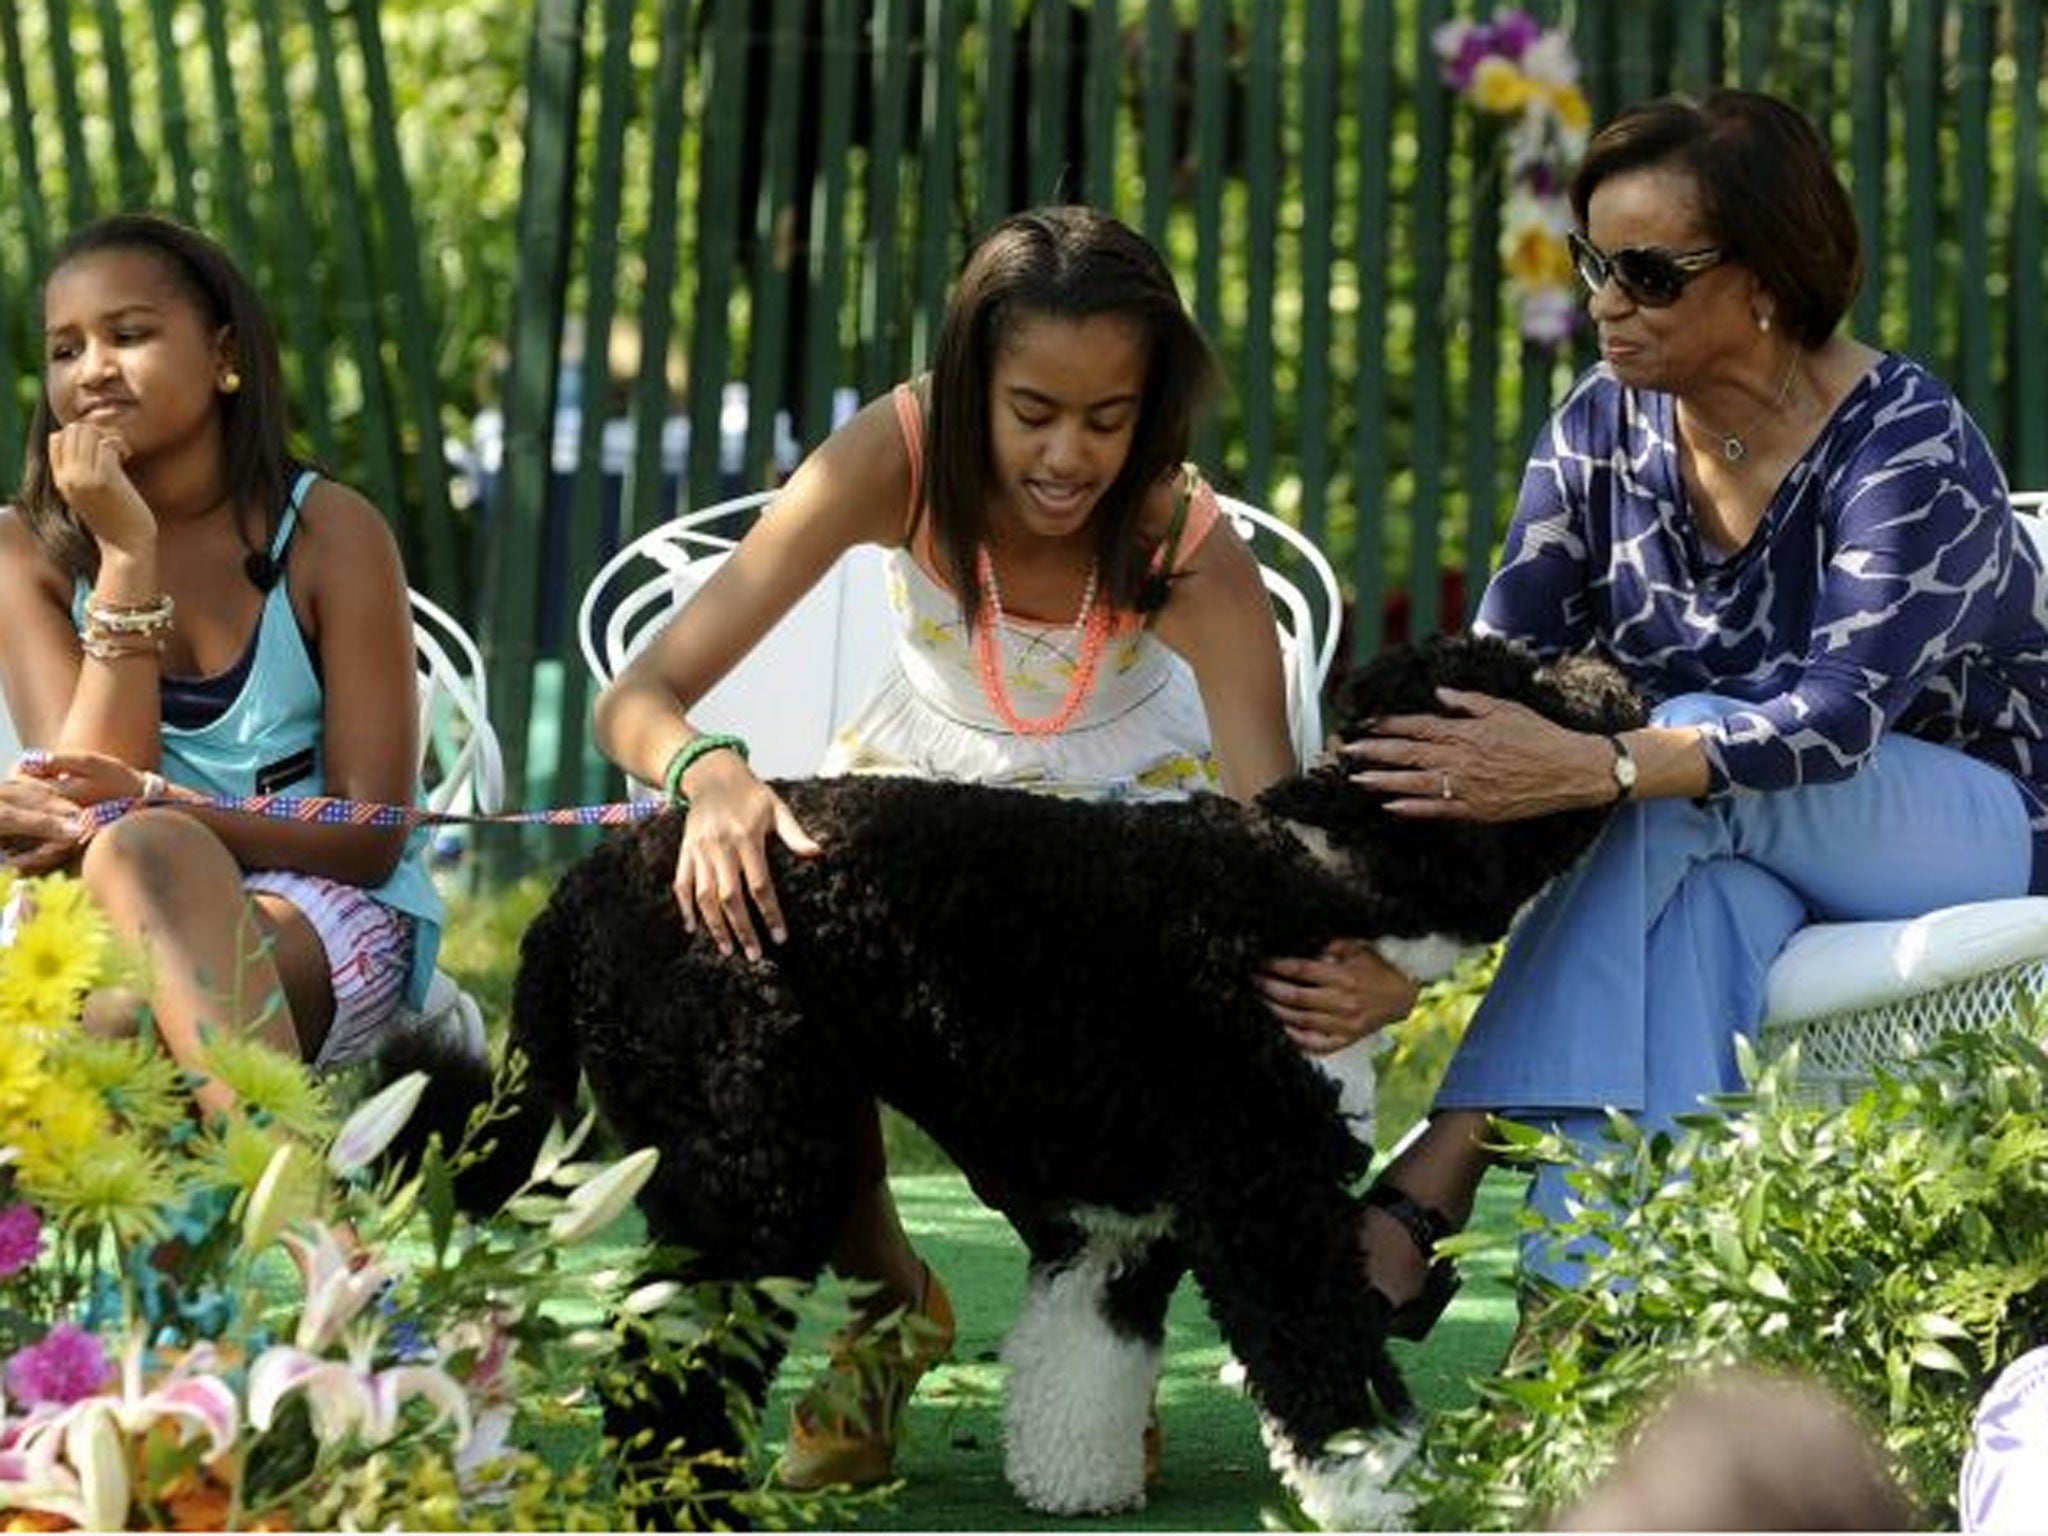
[408,589,506,816]
[1217,496,1344,766]
[577,491,894,783]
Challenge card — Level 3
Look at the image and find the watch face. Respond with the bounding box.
[1612,739,1638,790]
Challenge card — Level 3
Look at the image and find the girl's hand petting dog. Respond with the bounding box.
[1343,685,1619,820]
[1258,938,1419,1053]
[671,753,823,962]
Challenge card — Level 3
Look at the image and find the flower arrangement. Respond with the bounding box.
[0,870,825,1530]
[1434,8,1592,348]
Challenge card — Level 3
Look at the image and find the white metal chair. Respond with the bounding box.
[409,588,506,817]
[577,489,1347,787]
[578,490,894,784]
[1756,492,2048,1101]
[1217,495,1345,767]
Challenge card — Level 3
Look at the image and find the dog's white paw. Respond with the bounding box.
[1263,1415,1420,1531]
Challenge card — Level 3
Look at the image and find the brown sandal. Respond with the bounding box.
[776,1264,957,1491]
[1363,1184,1462,1340]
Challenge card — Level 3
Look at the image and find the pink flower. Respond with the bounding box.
[6,1324,112,1409]
[0,1205,42,1279]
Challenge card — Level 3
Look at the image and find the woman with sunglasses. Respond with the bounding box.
[1340,89,2048,1334]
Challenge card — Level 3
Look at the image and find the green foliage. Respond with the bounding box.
[1374,946,1498,1151]
[438,873,557,1023]
[1403,1022,2048,1531]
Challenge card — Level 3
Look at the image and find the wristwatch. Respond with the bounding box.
[1606,733,1639,802]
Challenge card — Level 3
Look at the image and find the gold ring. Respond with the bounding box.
[1440,772,1454,801]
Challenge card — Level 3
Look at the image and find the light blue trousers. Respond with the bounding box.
[1435,694,2035,1285]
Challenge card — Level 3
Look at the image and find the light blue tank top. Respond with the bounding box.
[72,470,443,1004]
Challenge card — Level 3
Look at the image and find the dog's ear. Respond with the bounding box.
[1330,636,1461,739]
[1328,634,1549,739]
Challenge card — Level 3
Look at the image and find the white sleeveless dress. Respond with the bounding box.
[819,547,1221,800]
[818,382,1221,802]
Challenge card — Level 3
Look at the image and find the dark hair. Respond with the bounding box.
[924,205,1217,624]
[17,212,292,581]
[1567,89,1861,349]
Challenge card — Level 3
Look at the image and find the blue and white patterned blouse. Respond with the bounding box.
[1476,352,2048,891]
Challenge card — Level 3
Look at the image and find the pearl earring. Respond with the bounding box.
[1756,313,1772,334]
[220,369,242,395]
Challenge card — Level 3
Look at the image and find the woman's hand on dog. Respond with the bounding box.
[1342,686,1618,820]
[1258,938,1418,1052]
[672,755,823,961]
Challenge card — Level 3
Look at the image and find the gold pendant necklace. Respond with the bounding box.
[1687,346,1801,464]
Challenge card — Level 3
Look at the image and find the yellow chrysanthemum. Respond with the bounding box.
[59,1032,188,1135]
[1470,55,1534,114]
[9,1067,116,1190]
[0,1037,54,1153]
[26,873,106,934]
[22,1123,182,1246]
[0,913,108,1036]
[197,1034,335,1141]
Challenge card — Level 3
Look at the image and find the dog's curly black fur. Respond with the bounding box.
[431,634,1641,1523]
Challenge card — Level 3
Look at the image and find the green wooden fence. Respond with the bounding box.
[1,1,2045,825]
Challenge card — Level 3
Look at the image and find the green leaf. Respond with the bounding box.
[1746,1263,1792,1302]
[1739,1173,1772,1248]
[423,1137,457,1259]
[1908,1340,1969,1376]
[1911,1310,1970,1340]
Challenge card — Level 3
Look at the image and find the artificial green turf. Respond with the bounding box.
[527,1170,1523,1529]
[763,1172,1524,1531]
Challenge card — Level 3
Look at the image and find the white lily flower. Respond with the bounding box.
[1518,31,1580,87]
[0,1338,242,1528]
[373,1364,474,1450]
[285,1226,396,1353]
[0,1417,93,1528]
[247,1346,473,1451]
[64,1402,129,1531]
[329,1071,428,1177]
[548,1146,659,1244]
[455,1402,515,1484]
[248,1348,380,1443]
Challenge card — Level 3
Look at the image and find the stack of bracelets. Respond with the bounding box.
[80,593,176,663]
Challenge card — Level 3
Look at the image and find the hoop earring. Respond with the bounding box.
[220,369,242,395]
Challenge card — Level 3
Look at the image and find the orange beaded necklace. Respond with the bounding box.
[973,545,1112,737]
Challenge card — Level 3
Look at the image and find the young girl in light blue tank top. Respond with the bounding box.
[0,213,443,1113]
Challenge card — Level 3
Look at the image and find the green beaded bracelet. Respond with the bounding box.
[661,732,751,807]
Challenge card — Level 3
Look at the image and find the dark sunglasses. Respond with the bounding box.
[1568,230,1728,308]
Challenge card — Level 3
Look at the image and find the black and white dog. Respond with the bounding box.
[447,635,1640,1525]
